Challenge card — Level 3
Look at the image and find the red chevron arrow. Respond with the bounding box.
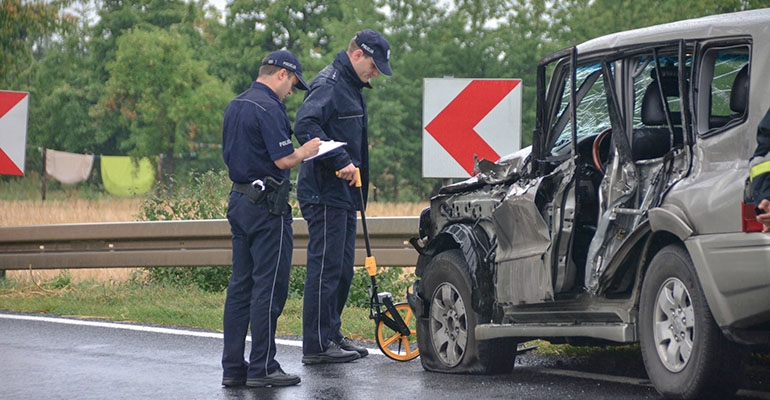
[0,91,29,176]
[0,91,26,118]
[425,80,519,175]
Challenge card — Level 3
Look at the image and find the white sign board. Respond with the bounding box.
[0,91,29,176]
[423,78,522,178]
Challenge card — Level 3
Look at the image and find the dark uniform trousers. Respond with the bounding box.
[222,191,293,379]
[300,203,356,354]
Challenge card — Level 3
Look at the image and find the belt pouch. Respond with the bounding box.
[265,177,292,215]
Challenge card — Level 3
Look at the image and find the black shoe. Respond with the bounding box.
[302,341,360,364]
[221,376,246,387]
[337,337,369,358]
[245,368,301,388]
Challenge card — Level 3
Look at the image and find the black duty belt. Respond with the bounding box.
[231,182,261,194]
[231,181,268,204]
[231,178,293,216]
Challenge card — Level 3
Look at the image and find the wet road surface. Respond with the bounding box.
[1,313,767,400]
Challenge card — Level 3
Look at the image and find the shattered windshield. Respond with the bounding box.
[549,62,612,158]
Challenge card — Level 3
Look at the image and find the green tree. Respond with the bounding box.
[367,0,446,201]
[494,0,567,147]
[370,0,516,200]
[26,2,105,155]
[214,0,344,96]
[91,27,231,186]
[90,0,191,81]
[0,0,63,90]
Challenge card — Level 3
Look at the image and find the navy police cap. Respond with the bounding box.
[262,50,309,91]
[354,29,392,76]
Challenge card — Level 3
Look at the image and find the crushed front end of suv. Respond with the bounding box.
[409,9,770,400]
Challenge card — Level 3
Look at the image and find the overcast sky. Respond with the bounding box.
[208,0,227,13]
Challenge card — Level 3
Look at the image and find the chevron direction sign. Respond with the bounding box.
[0,91,29,176]
[423,78,521,178]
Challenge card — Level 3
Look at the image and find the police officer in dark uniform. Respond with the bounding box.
[221,50,320,387]
[750,108,770,231]
[294,30,392,364]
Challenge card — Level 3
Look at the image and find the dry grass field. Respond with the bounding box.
[1,199,427,283]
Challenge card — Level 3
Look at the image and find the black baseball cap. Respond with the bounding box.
[354,29,392,76]
[262,50,309,90]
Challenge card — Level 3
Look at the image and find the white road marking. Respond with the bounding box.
[0,312,385,356]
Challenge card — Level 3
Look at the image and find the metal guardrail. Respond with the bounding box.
[0,217,419,270]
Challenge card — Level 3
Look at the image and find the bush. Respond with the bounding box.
[348,266,414,307]
[135,169,414,299]
[287,266,413,307]
[137,169,229,221]
[138,170,231,292]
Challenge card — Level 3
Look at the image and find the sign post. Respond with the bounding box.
[422,78,521,178]
[0,91,30,176]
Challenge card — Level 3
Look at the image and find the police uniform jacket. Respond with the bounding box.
[295,50,370,211]
[750,108,770,207]
[222,82,295,184]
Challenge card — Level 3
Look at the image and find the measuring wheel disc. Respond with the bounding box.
[376,302,420,361]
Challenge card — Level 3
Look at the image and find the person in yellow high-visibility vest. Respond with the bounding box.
[750,108,770,232]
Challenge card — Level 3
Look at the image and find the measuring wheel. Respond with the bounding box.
[375,302,419,361]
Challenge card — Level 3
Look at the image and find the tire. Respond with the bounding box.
[639,244,746,399]
[417,249,517,374]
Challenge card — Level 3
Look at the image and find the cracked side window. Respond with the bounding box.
[549,63,611,158]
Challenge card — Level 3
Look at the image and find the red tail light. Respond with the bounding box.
[742,202,764,232]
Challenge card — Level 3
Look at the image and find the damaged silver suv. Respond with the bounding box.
[409,9,770,399]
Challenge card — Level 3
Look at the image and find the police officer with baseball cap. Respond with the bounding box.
[294,29,392,364]
[354,29,393,77]
[221,49,320,388]
[261,50,310,90]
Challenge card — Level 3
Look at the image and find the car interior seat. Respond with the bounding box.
[709,64,749,129]
[631,71,684,161]
[729,64,749,118]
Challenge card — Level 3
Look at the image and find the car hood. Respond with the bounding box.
[439,146,532,194]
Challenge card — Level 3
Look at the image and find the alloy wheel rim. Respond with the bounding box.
[429,282,468,367]
[653,277,694,372]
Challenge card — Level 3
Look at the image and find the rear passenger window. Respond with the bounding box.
[629,50,686,160]
[696,44,749,135]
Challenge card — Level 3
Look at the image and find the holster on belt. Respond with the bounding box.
[231,182,267,204]
[264,177,292,216]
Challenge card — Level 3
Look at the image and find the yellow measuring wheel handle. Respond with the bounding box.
[365,255,377,277]
[334,168,362,187]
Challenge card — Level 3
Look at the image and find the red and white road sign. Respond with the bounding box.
[423,78,521,178]
[0,91,29,176]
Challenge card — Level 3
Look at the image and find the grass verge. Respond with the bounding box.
[0,276,374,340]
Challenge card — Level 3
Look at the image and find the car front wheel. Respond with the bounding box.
[417,249,517,374]
[639,244,746,399]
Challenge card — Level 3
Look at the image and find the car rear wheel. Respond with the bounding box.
[417,249,517,374]
[639,244,746,399]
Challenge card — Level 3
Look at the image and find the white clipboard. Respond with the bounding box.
[303,140,347,161]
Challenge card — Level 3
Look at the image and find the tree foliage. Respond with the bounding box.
[92,27,231,184]
[0,0,64,89]
[4,0,763,201]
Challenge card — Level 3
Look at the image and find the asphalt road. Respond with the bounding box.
[1,312,768,400]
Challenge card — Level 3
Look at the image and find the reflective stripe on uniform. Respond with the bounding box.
[750,157,770,181]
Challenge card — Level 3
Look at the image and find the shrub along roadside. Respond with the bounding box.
[137,170,231,292]
[135,169,415,304]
